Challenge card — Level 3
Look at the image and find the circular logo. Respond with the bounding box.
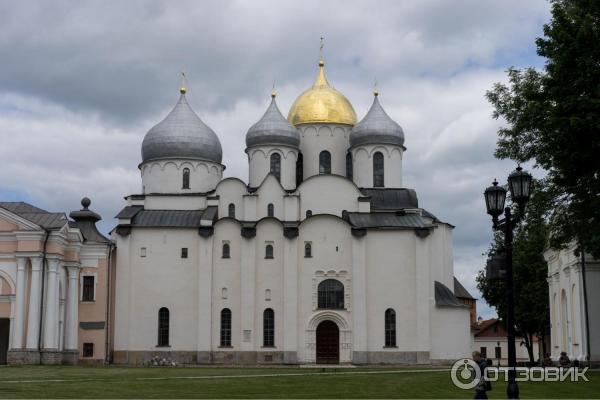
[451,358,481,390]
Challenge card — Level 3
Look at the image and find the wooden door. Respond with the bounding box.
[316,320,339,364]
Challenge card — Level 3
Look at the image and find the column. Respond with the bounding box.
[282,235,298,363]
[26,257,43,349]
[12,258,27,349]
[42,258,60,350]
[64,266,79,350]
[196,235,213,362]
[351,235,367,363]
[240,237,256,352]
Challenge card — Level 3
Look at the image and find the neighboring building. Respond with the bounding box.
[473,318,539,365]
[454,277,476,326]
[111,59,472,365]
[0,200,112,364]
[545,243,600,363]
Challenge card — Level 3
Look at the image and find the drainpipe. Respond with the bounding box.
[580,246,591,367]
[104,242,115,365]
[38,229,51,364]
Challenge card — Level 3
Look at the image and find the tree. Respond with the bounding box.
[486,0,600,258]
[477,181,553,363]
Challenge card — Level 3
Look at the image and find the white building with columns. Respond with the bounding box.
[111,59,472,365]
[0,200,112,364]
[545,243,600,364]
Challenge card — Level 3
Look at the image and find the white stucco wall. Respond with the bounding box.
[140,159,223,194]
[351,144,403,188]
[297,124,352,179]
[247,146,298,190]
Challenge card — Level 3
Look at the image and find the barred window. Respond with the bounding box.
[181,248,188,258]
[82,276,95,302]
[317,279,344,309]
[373,152,384,187]
[267,203,274,217]
[82,343,94,357]
[385,308,396,347]
[265,244,274,259]
[263,308,274,347]
[182,168,190,189]
[270,153,281,181]
[319,151,331,174]
[228,203,235,218]
[158,307,169,347]
[220,308,232,347]
[304,242,312,258]
[222,243,230,259]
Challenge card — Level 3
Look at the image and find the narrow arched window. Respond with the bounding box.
[306,210,312,218]
[373,152,384,187]
[267,203,274,217]
[228,203,235,218]
[304,242,312,258]
[263,308,274,347]
[385,308,396,347]
[158,307,169,346]
[318,279,344,309]
[182,168,190,189]
[346,152,353,180]
[270,153,281,182]
[265,244,274,259]
[319,151,331,174]
[296,153,303,186]
[222,243,230,259]
[220,308,232,347]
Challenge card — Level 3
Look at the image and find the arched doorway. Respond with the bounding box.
[316,320,339,364]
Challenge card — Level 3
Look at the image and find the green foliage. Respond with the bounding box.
[486,0,600,258]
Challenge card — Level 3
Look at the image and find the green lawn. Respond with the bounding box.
[0,366,597,399]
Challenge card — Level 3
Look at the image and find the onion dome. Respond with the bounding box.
[350,91,404,147]
[287,60,357,126]
[141,88,223,164]
[246,92,300,148]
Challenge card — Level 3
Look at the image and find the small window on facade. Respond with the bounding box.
[82,342,94,358]
[222,287,228,299]
[270,153,281,182]
[373,151,384,187]
[317,279,344,309]
[222,243,230,259]
[265,244,274,259]
[228,203,235,218]
[495,346,502,359]
[296,153,303,186]
[306,210,312,218]
[267,203,274,217]
[181,248,188,258]
[346,152,353,180]
[265,289,271,301]
[480,346,487,359]
[304,242,312,258]
[263,308,275,347]
[182,168,190,189]
[82,276,95,302]
[140,247,147,257]
[158,307,169,347]
[319,151,331,174]
[220,308,232,347]
[385,308,396,347]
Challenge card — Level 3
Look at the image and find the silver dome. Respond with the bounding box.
[246,96,300,148]
[350,95,405,148]
[141,93,223,163]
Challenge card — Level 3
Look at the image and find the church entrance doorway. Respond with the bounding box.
[0,318,9,364]
[316,320,339,364]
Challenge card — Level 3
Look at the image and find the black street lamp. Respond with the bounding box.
[484,165,533,399]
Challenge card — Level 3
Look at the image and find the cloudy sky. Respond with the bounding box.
[0,0,552,318]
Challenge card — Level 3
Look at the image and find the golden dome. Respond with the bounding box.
[287,60,357,126]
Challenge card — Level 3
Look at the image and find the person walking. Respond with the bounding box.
[472,351,490,399]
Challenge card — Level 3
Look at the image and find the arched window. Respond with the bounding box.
[222,243,230,259]
[270,153,281,182]
[265,244,274,259]
[319,151,331,174]
[182,168,190,189]
[228,203,235,218]
[267,203,274,217]
[263,308,275,347]
[306,210,312,218]
[318,279,344,309]
[158,307,169,346]
[346,152,353,180]
[220,308,232,347]
[385,308,396,347]
[304,242,312,258]
[373,152,384,187]
[296,153,303,186]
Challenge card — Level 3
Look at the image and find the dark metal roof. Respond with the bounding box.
[246,97,300,148]
[360,188,418,210]
[131,209,205,228]
[454,277,475,300]
[346,212,427,229]
[0,202,68,229]
[115,205,143,219]
[435,281,469,308]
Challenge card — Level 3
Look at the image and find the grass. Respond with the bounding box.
[0,366,598,398]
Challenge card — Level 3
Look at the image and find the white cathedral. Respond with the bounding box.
[111,59,472,365]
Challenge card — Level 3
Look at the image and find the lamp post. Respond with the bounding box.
[484,166,533,399]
